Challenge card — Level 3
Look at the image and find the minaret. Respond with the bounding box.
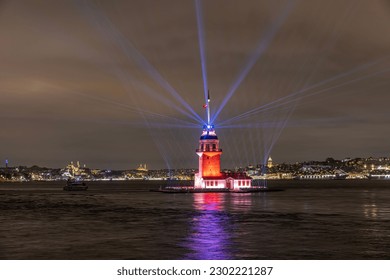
[194,92,223,188]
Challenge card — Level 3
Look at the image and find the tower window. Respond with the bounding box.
[212,144,216,150]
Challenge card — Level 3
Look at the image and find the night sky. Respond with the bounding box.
[1,0,389,170]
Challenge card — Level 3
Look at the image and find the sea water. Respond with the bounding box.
[0,180,389,259]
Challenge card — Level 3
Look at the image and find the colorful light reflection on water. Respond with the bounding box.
[182,193,240,259]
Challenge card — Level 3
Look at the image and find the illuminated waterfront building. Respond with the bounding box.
[136,164,148,172]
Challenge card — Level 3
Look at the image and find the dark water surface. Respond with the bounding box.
[1,180,390,259]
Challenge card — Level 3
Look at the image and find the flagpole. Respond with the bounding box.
[207,90,210,125]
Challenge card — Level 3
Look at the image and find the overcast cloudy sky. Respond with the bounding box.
[1,0,389,169]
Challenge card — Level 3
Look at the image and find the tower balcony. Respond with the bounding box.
[196,148,222,153]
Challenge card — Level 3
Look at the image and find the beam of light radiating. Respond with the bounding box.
[242,1,358,167]
[299,1,359,90]
[195,0,208,105]
[105,60,202,169]
[221,57,389,124]
[130,121,200,129]
[219,2,366,170]
[76,0,204,124]
[107,64,200,169]
[212,0,296,123]
[277,66,389,112]
[218,115,362,130]
[23,3,203,126]
[219,57,390,125]
[140,114,172,170]
[49,84,198,128]
[262,106,295,166]
[224,67,390,125]
[109,65,204,124]
[154,56,384,169]
[218,121,291,129]
[218,65,388,169]
[76,1,201,169]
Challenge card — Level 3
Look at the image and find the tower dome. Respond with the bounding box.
[200,125,218,140]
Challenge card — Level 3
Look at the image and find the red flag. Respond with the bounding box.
[203,104,208,108]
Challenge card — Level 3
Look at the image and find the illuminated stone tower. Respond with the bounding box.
[194,93,224,188]
[196,125,222,177]
[193,92,252,190]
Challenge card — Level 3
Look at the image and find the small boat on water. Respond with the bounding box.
[63,179,88,191]
[366,170,390,179]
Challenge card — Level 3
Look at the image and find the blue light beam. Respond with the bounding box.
[212,0,296,123]
[195,0,208,105]
[110,65,204,124]
[76,0,204,124]
[219,57,390,125]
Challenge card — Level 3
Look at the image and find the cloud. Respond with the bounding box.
[0,0,389,168]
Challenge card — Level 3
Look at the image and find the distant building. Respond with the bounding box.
[267,156,273,168]
[62,161,88,178]
[136,164,148,172]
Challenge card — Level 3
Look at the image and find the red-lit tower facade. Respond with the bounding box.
[194,93,252,190]
[194,124,226,188]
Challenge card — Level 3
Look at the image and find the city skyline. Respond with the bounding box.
[2,155,390,172]
[1,0,390,169]
[2,155,390,183]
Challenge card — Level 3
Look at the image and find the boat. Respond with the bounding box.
[366,170,390,179]
[63,179,88,191]
[293,172,348,180]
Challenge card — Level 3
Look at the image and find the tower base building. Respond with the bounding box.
[194,125,252,191]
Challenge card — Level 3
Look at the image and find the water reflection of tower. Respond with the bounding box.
[184,193,233,259]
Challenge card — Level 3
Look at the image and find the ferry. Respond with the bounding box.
[293,173,348,180]
[366,170,390,179]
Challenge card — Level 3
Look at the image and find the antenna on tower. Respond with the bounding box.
[207,90,211,125]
